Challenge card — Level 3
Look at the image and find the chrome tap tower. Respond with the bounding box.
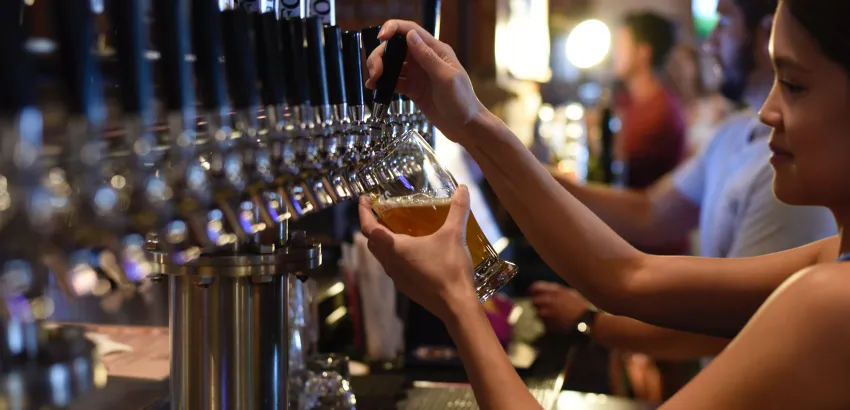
[0,0,428,408]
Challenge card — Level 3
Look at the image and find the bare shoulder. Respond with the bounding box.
[663,262,850,410]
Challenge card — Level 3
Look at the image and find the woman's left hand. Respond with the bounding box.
[358,186,479,323]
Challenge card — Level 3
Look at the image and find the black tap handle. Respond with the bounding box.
[304,16,329,107]
[191,0,228,110]
[220,9,260,110]
[422,0,442,38]
[361,26,381,107]
[0,2,34,115]
[324,25,346,106]
[373,34,407,106]
[341,30,364,107]
[361,26,382,58]
[280,18,310,106]
[254,12,286,107]
[107,0,153,116]
[49,0,104,118]
[153,0,195,112]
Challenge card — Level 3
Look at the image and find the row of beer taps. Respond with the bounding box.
[0,0,427,319]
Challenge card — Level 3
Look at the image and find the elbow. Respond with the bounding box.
[587,254,650,317]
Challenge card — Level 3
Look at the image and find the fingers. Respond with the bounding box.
[358,196,394,240]
[365,26,453,89]
[405,30,453,77]
[529,281,561,294]
[377,20,440,47]
[441,185,471,240]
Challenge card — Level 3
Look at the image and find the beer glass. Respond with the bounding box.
[363,130,517,302]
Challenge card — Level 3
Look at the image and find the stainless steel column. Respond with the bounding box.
[160,243,320,410]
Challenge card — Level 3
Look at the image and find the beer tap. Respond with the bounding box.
[0,1,57,320]
[219,8,275,241]
[361,25,382,117]
[341,30,369,195]
[48,0,130,291]
[367,34,408,153]
[191,0,247,248]
[107,0,168,281]
[303,16,347,206]
[323,24,357,200]
[153,0,217,263]
[253,11,295,229]
[279,17,323,217]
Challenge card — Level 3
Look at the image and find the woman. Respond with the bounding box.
[360,0,850,408]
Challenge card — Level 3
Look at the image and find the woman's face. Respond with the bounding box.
[759,2,850,208]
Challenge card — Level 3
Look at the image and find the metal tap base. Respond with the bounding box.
[149,243,321,410]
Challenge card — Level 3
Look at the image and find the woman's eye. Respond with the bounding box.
[779,80,806,94]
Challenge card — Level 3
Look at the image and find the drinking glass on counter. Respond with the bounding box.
[362,130,518,302]
[298,354,357,410]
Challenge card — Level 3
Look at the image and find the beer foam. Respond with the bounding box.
[372,194,452,211]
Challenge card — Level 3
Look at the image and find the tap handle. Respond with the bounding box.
[280,18,310,106]
[220,8,260,110]
[107,0,154,118]
[153,0,195,113]
[0,2,34,115]
[324,25,346,106]
[373,34,407,106]
[422,0,442,38]
[49,0,104,120]
[254,12,286,107]
[361,26,381,107]
[341,30,364,107]
[191,0,228,110]
[304,16,329,107]
[361,25,382,58]
[307,0,334,25]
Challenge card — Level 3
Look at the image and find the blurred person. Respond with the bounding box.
[359,0,850,405]
[611,12,686,191]
[665,45,733,155]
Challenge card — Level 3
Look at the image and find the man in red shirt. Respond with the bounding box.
[613,12,686,190]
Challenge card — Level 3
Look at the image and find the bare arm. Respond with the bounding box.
[531,283,728,361]
[662,265,850,410]
[547,168,699,250]
[367,20,835,338]
[445,299,543,410]
[593,314,729,361]
[457,110,832,337]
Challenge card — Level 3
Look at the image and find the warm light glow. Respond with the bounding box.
[494,0,551,82]
[566,20,611,69]
[565,103,585,121]
[538,104,555,122]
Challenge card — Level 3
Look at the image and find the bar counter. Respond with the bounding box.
[52,267,654,410]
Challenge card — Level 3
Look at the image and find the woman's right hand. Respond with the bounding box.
[365,20,487,143]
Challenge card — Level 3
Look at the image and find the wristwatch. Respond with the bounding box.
[575,308,599,338]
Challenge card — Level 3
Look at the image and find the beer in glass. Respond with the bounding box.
[360,130,517,302]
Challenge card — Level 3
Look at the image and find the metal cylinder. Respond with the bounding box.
[168,265,290,409]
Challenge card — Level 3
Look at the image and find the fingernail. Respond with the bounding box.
[408,31,422,45]
[378,25,387,37]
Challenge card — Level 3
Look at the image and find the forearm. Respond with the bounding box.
[444,300,543,410]
[593,314,730,361]
[456,111,643,311]
[547,169,690,249]
[451,111,822,338]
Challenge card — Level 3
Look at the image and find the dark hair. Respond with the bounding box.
[734,0,778,31]
[784,0,850,74]
[622,12,677,69]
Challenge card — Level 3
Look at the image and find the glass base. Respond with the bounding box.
[474,257,518,303]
